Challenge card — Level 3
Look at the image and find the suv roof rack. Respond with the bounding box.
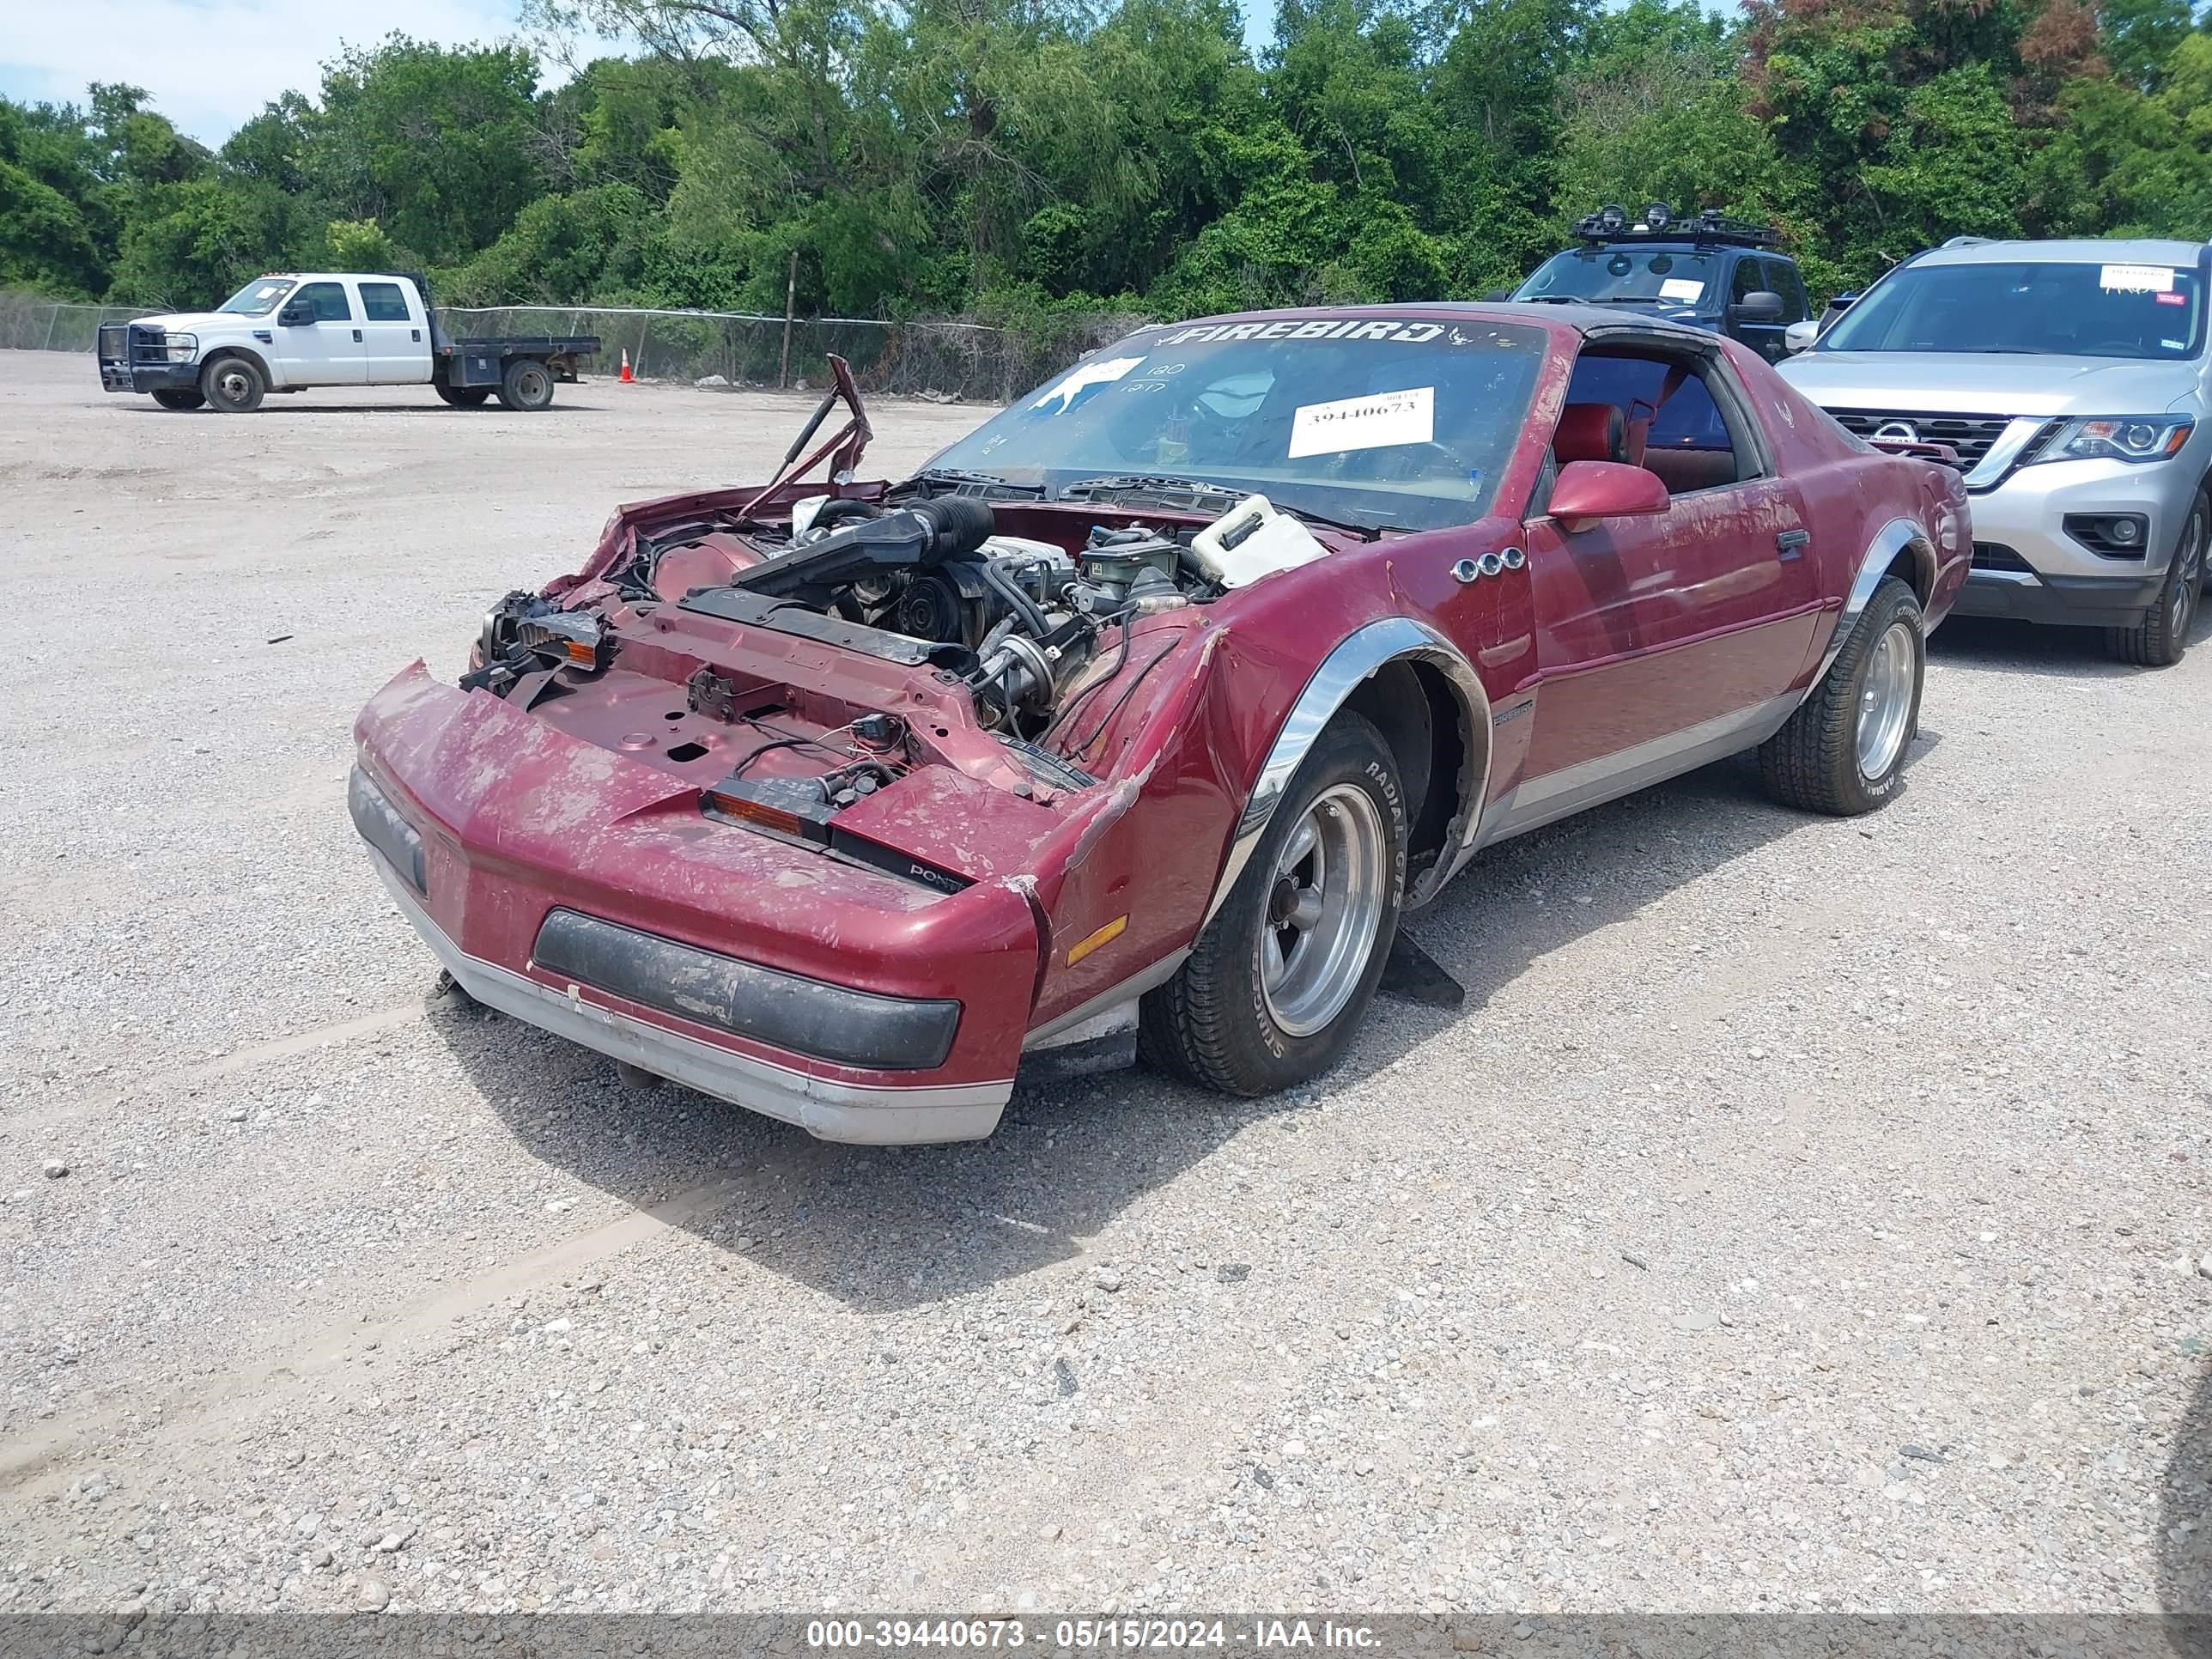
[1941,235,1996,248]
[1571,204,1780,251]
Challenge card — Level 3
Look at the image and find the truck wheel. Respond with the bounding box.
[435,384,490,409]
[151,388,205,410]
[495,359,555,411]
[1760,574,1923,816]
[1140,713,1406,1096]
[198,355,264,414]
[2107,491,2204,667]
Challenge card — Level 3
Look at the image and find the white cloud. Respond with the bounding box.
[0,0,548,144]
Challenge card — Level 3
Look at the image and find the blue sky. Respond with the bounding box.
[0,0,532,144]
[1,0,1280,144]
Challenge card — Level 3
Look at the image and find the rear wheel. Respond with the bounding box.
[2107,491,2204,667]
[436,383,491,409]
[151,387,204,410]
[1140,714,1405,1096]
[495,358,555,411]
[1760,574,1924,816]
[198,355,264,414]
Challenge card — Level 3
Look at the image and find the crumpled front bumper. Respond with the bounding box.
[351,664,1039,1145]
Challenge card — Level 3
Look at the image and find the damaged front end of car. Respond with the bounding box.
[352,358,1287,1142]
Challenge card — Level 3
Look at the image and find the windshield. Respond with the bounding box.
[918,318,1548,532]
[1821,259,2207,360]
[217,278,296,317]
[1516,248,1720,307]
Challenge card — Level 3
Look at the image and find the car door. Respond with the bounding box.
[278,280,368,386]
[356,279,428,383]
[1507,343,1825,822]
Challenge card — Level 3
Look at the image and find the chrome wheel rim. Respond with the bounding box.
[1259,784,1388,1038]
[1856,620,1917,781]
[2171,514,2203,635]
[214,366,251,404]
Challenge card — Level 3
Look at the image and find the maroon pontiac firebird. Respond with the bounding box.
[350,304,1968,1142]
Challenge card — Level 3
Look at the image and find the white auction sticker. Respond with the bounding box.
[1658,277,1705,302]
[1031,356,1145,412]
[2100,264,2176,293]
[1288,386,1435,458]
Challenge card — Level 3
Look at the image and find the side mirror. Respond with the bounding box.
[1482,289,1513,302]
[1784,319,1820,355]
[1733,290,1785,323]
[278,302,313,325]
[1548,460,1670,532]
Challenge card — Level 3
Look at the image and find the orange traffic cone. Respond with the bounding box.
[619,349,635,384]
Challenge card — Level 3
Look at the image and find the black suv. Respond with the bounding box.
[1510,204,1814,362]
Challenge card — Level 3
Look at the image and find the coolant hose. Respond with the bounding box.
[983,556,1054,641]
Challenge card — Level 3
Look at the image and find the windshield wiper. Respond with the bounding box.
[902,467,1046,497]
[1060,475,1389,540]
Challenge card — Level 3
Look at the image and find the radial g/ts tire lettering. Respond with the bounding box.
[1760,574,1924,816]
[1140,712,1406,1096]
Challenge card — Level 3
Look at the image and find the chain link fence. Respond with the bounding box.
[0,291,1146,404]
[0,292,156,353]
[439,306,1143,404]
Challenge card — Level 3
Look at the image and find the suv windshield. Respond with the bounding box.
[1822,258,2207,360]
[217,278,298,316]
[919,319,1547,532]
[1517,248,1721,307]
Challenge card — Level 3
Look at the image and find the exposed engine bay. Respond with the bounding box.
[470,488,1296,748]
[452,363,1333,884]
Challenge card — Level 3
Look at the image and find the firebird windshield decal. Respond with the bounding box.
[1287,386,1435,458]
[1158,319,1469,346]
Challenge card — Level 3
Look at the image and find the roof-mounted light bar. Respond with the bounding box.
[1571,204,1781,250]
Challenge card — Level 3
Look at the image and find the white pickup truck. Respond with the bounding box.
[97,270,602,414]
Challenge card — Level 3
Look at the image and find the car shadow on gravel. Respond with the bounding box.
[1930,613,2201,679]
[2163,1352,2210,1630]
[428,737,1874,1315]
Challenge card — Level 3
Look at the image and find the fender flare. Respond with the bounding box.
[1816,517,1935,683]
[1200,617,1492,927]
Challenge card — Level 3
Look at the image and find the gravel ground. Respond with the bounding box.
[2,348,2209,1621]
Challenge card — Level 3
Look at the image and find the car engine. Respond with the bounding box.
[702,495,1205,738]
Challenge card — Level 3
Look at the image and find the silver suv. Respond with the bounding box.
[1780,238,2210,665]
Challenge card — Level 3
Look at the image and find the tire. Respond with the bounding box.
[1140,713,1406,1096]
[1760,574,1924,816]
[2106,491,2204,667]
[198,354,264,414]
[436,384,491,409]
[495,358,556,411]
[151,387,204,410]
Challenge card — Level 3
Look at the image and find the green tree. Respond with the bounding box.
[313,37,546,265]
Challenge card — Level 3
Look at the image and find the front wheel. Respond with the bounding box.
[2107,490,2204,667]
[495,358,555,411]
[198,355,264,414]
[435,384,491,409]
[151,387,204,410]
[1760,574,1924,816]
[1140,713,1406,1096]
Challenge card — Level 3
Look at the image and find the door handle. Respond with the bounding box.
[410,329,421,342]
[352,329,362,343]
[1776,529,1810,559]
